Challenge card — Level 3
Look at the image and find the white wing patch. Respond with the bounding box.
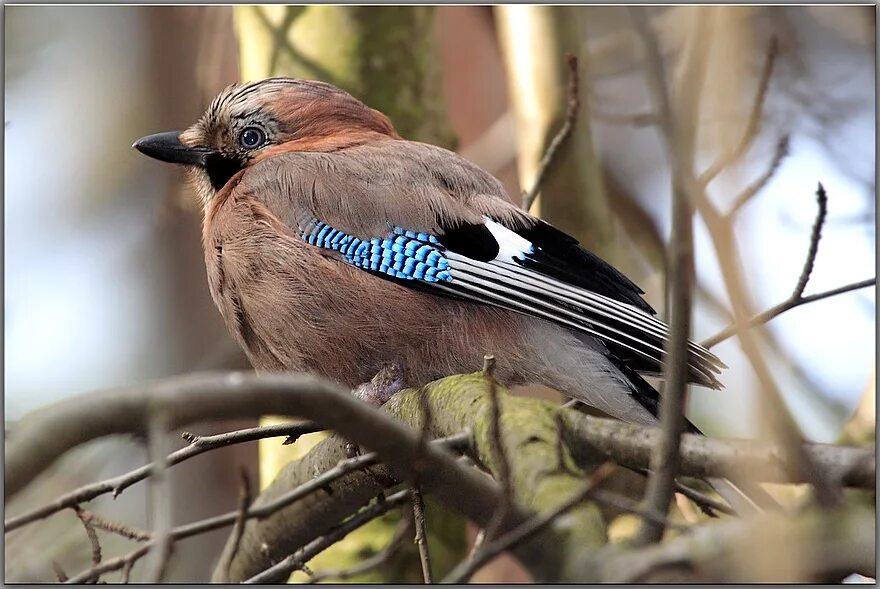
[483,218,533,261]
[437,218,725,388]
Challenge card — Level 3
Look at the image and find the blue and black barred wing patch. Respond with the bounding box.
[298,215,725,388]
[300,219,452,283]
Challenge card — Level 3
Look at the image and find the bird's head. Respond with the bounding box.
[133,78,398,205]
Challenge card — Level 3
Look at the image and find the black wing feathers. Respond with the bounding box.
[428,217,724,389]
[436,223,500,262]
[516,220,654,313]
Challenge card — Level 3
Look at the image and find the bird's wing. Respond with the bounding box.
[246,143,725,387]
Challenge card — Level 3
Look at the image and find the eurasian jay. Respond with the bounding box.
[134,78,764,510]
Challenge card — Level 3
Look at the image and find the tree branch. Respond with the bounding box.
[561,411,875,488]
[442,462,618,583]
[6,420,322,532]
[588,505,874,582]
[629,5,708,545]
[701,182,870,350]
[218,372,610,581]
[698,37,780,188]
[306,512,412,583]
[243,490,413,584]
[521,53,580,214]
[725,134,790,218]
[143,411,172,583]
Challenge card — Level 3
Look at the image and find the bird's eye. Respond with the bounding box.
[238,127,266,150]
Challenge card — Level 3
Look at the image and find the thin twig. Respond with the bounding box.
[52,561,69,583]
[443,462,618,583]
[792,182,828,300]
[481,355,513,544]
[629,5,708,546]
[522,53,580,213]
[143,411,172,583]
[5,421,322,533]
[467,529,487,562]
[74,433,469,580]
[66,545,151,584]
[243,490,412,584]
[306,512,413,583]
[591,488,691,532]
[223,468,252,582]
[702,185,865,349]
[74,506,102,568]
[75,509,152,542]
[673,481,732,517]
[409,383,435,583]
[725,135,791,218]
[631,468,732,517]
[181,421,322,448]
[702,279,875,348]
[409,382,435,583]
[120,558,134,583]
[699,37,780,187]
[694,186,841,508]
[412,487,433,583]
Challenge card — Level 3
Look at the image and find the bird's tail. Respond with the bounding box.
[619,364,780,515]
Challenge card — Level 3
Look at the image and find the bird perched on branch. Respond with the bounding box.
[135,78,766,511]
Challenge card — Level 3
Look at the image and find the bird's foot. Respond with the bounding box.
[352,361,407,407]
[344,441,361,458]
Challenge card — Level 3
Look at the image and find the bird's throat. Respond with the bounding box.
[205,153,244,191]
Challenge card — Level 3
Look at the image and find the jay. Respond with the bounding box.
[135,78,763,510]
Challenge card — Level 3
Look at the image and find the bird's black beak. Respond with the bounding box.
[132,131,216,168]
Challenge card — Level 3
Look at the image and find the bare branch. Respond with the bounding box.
[522,53,580,213]
[592,505,875,583]
[630,12,839,509]
[483,355,512,507]
[143,411,172,583]
[411,487,433,583]
[702,278,875,349]
[79,512,152,542]
[120,558,134,584]
[629,5,708,545]
[410,377,434,583]
[480,354,514,549]
[52,561,69,583]
[306,513,412,583]
[182,421,322,447]
[66,542,151,583]
[672,481,732,517]
[74,506,102,568]
[443,462,617,583]
[6,421,321,532]
[702,185,868,350]
[4,372,490,507]
[725,135,791,218]
[242,489,412,584]
[792,182,829,300]
[562,411,875,489]
[62,436,457,585]
[222,468,252,583]
[699,37,780,187]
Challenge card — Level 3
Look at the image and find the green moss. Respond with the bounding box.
[386,373,609,561]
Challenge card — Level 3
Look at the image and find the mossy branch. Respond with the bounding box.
[217,373,607,581]
[7,371,874,582]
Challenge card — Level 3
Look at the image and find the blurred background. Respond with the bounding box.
[4,5,875,582]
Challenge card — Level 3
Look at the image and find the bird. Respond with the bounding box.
[134,77,769,511]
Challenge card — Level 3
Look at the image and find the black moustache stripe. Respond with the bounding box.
[205,153,245,191]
